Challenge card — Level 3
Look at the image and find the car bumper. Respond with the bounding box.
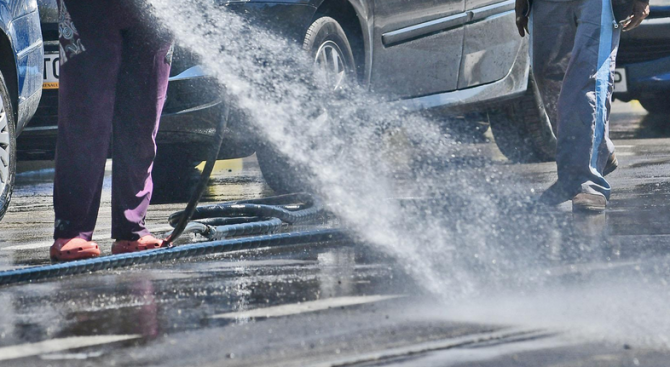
[615,15,670,101]
[157,66,257,160]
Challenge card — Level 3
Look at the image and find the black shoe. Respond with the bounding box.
[572,193,607,212]
[538,181,574,207]
[603,154,618,176]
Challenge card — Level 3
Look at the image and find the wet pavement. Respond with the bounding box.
[1,102,670,366]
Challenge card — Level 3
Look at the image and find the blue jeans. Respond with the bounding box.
[531,0,621,199]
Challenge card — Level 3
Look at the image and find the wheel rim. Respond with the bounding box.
[314,40,348,90]
[0,94,9,195]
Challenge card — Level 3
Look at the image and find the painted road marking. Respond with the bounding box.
[40,351,104,360]
[182,259,317,273]
[212,295,401,319]
[312,328,568,367]
[0,335,140,362]
[1,241,53,251]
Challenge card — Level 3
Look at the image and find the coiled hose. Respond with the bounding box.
[170,193,325,240]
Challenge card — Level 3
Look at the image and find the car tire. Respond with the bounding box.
[256,16,356,194]
[489,73,557,163]
[0,71,15,222]
[151,146,201,203]
[639,95,670,115]
[304,16,356,90]
[256,144,312,194]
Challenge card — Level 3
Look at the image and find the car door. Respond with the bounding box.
[370,0,466,99]
[457,0,522,89]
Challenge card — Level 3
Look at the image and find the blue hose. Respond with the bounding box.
[0,229,345,286]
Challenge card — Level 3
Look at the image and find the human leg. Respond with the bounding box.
[110,16,173,241]
[530,0,577,134]
[53,0,123,242]
[556,0,620,206]
[532,0,580,205]
[533,0,620,210]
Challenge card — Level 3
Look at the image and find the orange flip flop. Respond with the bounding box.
[50,238,101,262]
[111,235,166,255]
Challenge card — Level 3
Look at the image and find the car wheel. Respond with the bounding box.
[0,71,15,222]
[256,16,356,194]
[151,146,201,203]
[489,73,557,162]
[256,144,312,194]
[639,95,670,115]
[304,16,356,90]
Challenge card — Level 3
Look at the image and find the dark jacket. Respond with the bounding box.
[523,0,647,23]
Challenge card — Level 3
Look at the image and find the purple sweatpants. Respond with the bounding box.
[53,0,172,241]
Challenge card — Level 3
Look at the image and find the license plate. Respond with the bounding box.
[43,52,59,89]
[613,68,627,93]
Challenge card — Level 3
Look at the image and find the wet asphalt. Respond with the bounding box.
[1,102,670,366]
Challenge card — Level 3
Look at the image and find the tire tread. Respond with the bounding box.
[490,76,556,163]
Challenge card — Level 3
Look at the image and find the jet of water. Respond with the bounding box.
[141,1,670,349]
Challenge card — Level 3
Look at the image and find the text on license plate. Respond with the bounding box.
[613,68,627,93]
[43,52,59,89]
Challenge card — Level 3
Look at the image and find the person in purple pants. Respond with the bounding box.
[50,0,173,261]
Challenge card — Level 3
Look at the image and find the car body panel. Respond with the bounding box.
[614,6,670,101]
[458,1,520,88]
[398,36,529,113]
[12,9,42,133]
[371,0,465,97]
[0,0,42,134]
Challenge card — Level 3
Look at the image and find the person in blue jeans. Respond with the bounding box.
[516,0,649,212]
[50,0,173,261]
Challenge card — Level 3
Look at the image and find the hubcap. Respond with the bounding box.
[314,41,348,90]
[0,95,9,194]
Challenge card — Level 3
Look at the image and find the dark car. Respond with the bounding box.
[21,0,236,194]
[614,0,670,114]
[0,0,43,221]
[25,0,556,193]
